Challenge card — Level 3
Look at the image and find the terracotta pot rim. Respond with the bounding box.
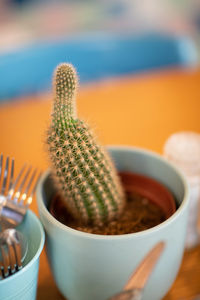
[37,145,189,239]
[119,171,176,219]
[37,171,188,240]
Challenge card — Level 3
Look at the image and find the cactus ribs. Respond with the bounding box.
[47,63,172,234]
[47,64,125,227]
[49,171,166,235]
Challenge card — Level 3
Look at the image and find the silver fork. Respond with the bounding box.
[0,155,14,212]
[0,154,41,229]
[0,228,27,279]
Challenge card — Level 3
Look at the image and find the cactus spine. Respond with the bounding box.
[47,63,125,226]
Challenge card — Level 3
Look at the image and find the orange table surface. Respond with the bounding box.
[0,68,200,300]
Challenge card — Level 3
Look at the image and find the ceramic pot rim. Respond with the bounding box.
[36,146,189,240]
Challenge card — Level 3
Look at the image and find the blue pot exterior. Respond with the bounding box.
[37,146,189,300]
[0,210,45,300]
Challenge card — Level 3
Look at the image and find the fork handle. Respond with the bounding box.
[1,201,25,229]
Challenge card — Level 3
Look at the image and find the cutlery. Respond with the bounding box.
[0,228,28,279]
[108,242,165,300]
[0,154,40,229]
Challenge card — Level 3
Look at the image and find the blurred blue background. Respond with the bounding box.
[0,0,199,101]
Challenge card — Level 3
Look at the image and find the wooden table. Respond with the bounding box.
[0,68,200,299]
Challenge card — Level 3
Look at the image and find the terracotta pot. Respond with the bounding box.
[50,171,176,233]
[119,171,176,219]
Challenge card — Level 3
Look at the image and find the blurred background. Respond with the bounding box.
[1,0,200,165]
[0,0,200,100]
[1,0,200,52]
[1,2,200,299]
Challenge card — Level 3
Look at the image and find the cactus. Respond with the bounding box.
[47,63,125,226]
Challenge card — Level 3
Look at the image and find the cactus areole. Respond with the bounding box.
[47,63,126,226]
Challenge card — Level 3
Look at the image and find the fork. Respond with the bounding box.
[0,155,14,211]
[0,154,41,229]
[0,229,23,279]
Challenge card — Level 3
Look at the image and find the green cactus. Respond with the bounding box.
[47,63,125,226]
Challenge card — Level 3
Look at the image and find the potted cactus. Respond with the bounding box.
[37,63,189,300]
[46,64,174,234]
[47,63,125,228]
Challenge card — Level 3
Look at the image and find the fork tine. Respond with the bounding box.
[7,163,26,200]
[0,244,9,277]
[13,166,31,203]
[0,261,4,279]
[8,158,15,191]
[7,243,16,274]
[13,164,27,189]
[19,168,37,203]
[12,240,22,270]
[26,171,42,205]
[0,154,3,180]
[0,154,3,193]
[1,157,9,195]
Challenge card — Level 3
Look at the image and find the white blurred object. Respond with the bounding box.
[164,131,200,249]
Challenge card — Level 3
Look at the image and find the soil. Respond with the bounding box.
[49,179,167,235]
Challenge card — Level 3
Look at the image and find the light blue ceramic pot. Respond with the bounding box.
[0,210,45,300]
[36,146,189,300]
